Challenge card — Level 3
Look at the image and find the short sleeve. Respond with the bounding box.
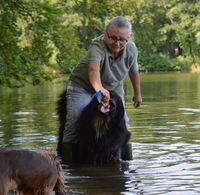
[85,42,104,65]
[128,42,139,73]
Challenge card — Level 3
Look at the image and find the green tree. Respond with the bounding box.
[0,0,85,87]
[1,0,200,87]
[164,0,200,60]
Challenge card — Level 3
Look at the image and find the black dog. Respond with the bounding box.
[57,90,130,164]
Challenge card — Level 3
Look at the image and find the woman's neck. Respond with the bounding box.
[112,51,121,60]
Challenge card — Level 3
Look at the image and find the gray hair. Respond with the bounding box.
[105,16,132,37]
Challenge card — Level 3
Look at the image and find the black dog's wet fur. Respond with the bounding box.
[57,90,67,157]
[57,90,130,164]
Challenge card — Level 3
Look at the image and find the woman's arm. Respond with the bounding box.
[88,62,110,101]
[129,71,142,107]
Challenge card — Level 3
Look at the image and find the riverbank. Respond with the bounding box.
[191,63,200,73]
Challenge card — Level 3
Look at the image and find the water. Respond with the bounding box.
[0,72,200,194]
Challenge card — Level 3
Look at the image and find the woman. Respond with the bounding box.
[62,16,142,162]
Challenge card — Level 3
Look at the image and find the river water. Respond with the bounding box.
[0,72,200,195]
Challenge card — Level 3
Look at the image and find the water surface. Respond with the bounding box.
[0,72,200,194]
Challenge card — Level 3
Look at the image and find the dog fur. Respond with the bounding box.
[57,90,130,164]
[0,148,66,195]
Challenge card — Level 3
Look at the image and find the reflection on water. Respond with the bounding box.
[0,73,200,194]
[62,163,144,195]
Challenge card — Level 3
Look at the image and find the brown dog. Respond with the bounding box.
[0,148,66,195]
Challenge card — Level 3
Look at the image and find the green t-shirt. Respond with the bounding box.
[69,34,138,96]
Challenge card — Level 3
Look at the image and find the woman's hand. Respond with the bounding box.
[100,88,110,103]
[133,94,142,108]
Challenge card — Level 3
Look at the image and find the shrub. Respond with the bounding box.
[138,51,172,72]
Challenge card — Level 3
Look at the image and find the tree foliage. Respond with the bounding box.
[0,0,199,86]
[0,0,85,86]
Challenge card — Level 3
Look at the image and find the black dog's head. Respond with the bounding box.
[91,90,124,118]
[80,90,126,140]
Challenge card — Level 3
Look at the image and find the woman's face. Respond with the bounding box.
[104,25,129,55]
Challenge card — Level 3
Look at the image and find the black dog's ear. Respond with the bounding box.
[110,91,125,122]
[116,97,125,120]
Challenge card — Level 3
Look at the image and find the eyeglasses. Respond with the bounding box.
[106,32,128,44]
